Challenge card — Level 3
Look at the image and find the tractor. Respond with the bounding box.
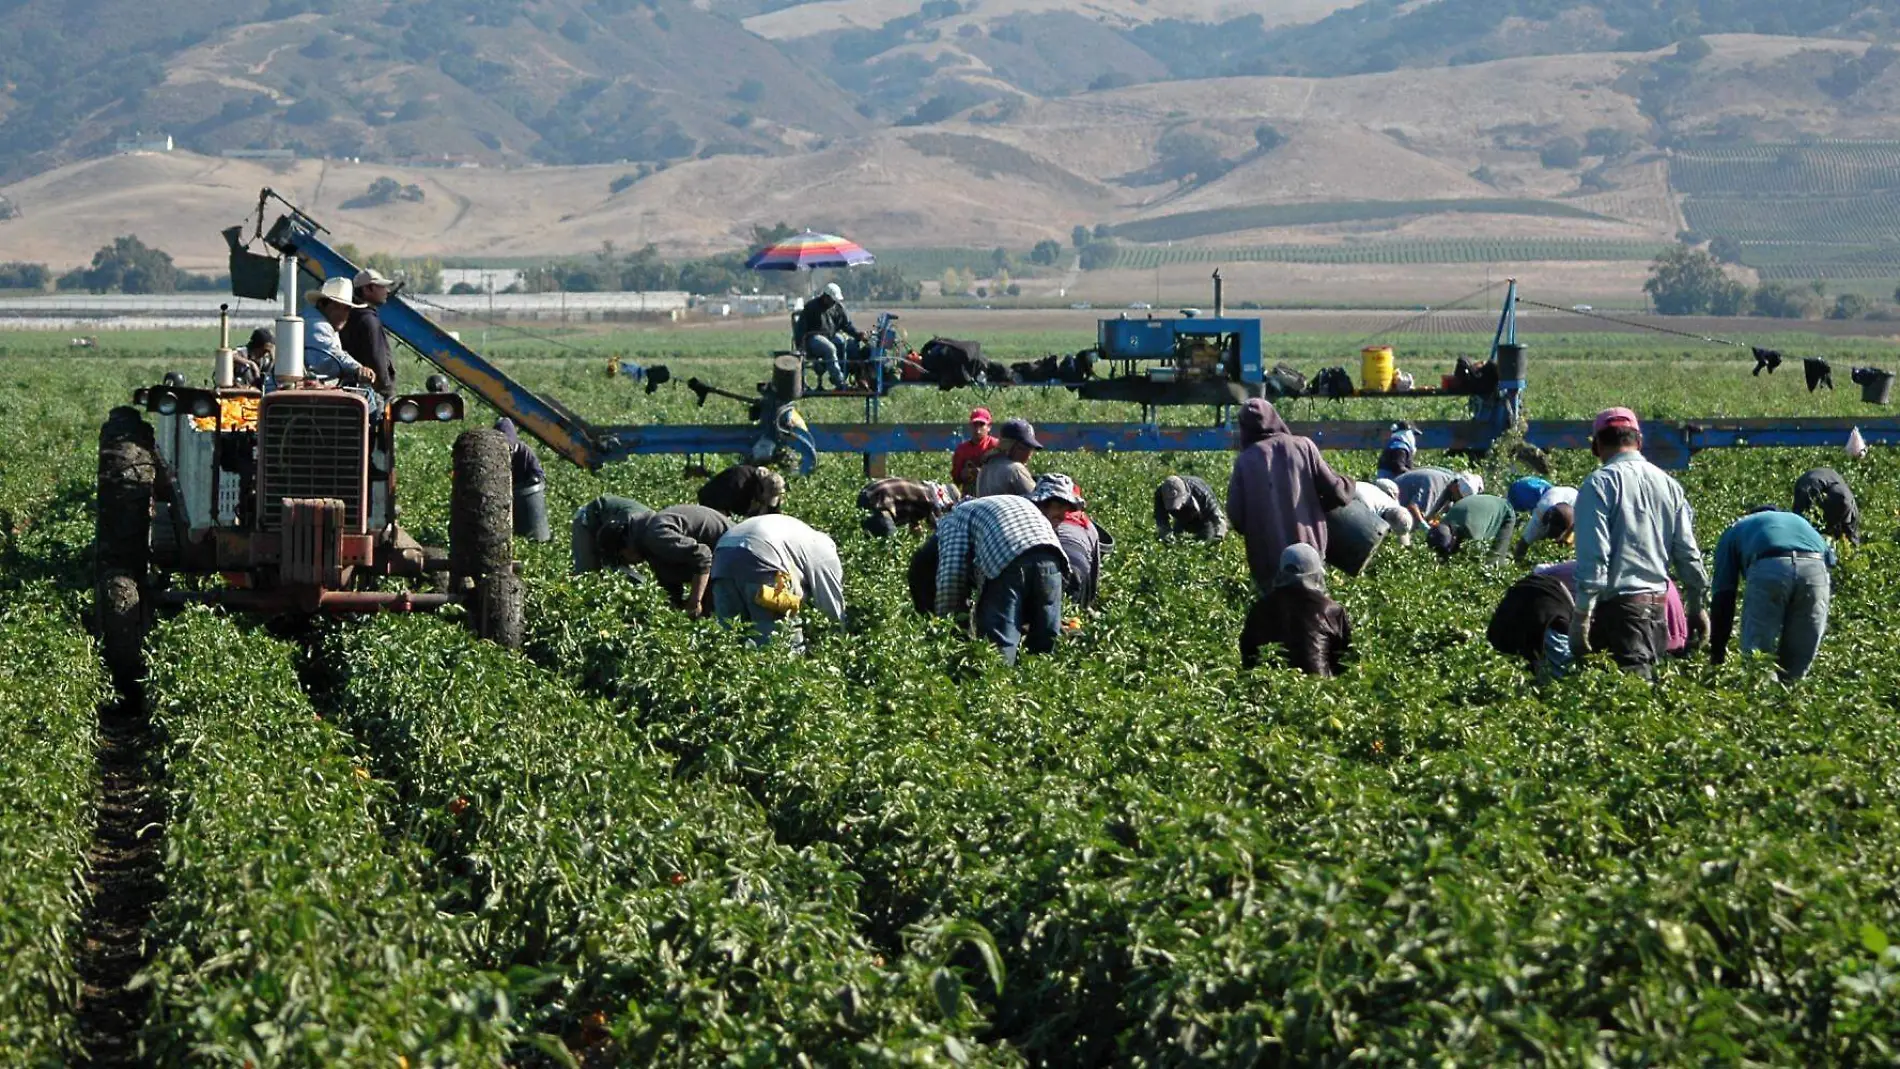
[94,298,522,687]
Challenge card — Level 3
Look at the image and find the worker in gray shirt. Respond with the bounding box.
[710,513,845,648]
[1393,467,1479,527]
[611,504,732,616]
[1570,408,1711,677]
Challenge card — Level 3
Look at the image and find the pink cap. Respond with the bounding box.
[1593,407,1640,434]
[969,407,992,424]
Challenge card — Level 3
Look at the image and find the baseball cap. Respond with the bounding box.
[997,417,1044,449]
[1427,523,1459,558]
[1030,473,1084,507]
[1453,472,1484,498]
[353,267,395,288]
[246,326,274,349]
[1593,407,1640,434]
[969,407,992,425]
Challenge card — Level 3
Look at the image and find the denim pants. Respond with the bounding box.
[975,547,1064,665]
[805,333,860,388]
[1740,556,1830,679]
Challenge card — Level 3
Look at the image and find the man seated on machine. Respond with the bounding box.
[302,277,379,390]
[795,282,866,389]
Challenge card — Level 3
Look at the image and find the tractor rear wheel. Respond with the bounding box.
[97,407,155,687]
[450,428,522,649]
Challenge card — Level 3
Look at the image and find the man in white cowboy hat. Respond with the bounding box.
[303,276,377,387]
[342,266,397,397]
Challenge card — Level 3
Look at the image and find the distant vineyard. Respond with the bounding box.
[1682,193,1900,245]
[1671,142,1900,196]
[1100,239,1666,270]
[1109,199,1611,243]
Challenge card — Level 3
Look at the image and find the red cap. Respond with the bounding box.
[1593,407,1640,434]
[969,407,992,424]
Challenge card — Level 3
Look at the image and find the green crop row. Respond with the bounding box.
[319,613,1009,1065]
[1683,193,1900,246]
[1108,199,1612,244]
[0,589,108,1065]
[1670,142,1900,196]
[1101,239,1666,271]
[141,609,520,1066]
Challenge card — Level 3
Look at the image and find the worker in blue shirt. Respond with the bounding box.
[1709,506,1834,680]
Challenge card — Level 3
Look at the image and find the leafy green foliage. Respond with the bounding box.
[1644,244,1747,315]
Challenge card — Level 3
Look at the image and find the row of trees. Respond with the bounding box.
[0,237,227,295]
[1643,245,1884,319]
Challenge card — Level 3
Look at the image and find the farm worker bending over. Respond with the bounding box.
[341,267,396,398]
[797,282,865,389]
[1535,560,1688,664]
[858,477,959,537]
[1376,422,1418,482]
[610,505,732,617]
[1393,467,1478,529]
[698,463,786,518]
[1570,407,1711,678]
[950,408,999,496]
[974,418,1042,498]
[1226,397,1353,594]
[1793,467,1861,544]
[571,495,650,575]
[302,277,377,388]
[1155,474,1228,542]
[1514,484,1579,560]
[934,494,1070,664]
[494,418,550,542]
[1034,474,1113,612]
[1354,477,1413,547]
[1427,493,1516,564]
[1486,571,1574,670]
[1709,506,1834,681]
[710,514,844,648]
[1241,544,1352,675]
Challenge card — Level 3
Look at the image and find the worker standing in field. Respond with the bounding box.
[1154,474,1228,542]
[710,513,845,648]
[933,493,1070,664]
[857,477,959,537]
[698,462,786,518]
[494,418,551,542]
[1792,467,1861,544]
[950,408,999,496]
[1227,397,1353,593]
[1709,506,1834,680]
[1427,492,1516,563]
[1033,474,1112,611]
[571,494,651,575]
[974,418,1042,498]
[1240,544,1352,675]
[302,277,377,388]
[342,267,397,398]
[1354,477,1414,547]
[607,504,732,616]
[1570,408,1711,677]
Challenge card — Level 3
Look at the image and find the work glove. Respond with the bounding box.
[1568,610,1593,658]
[1687,610,1711,652]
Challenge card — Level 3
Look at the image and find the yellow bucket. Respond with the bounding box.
[1360,345,1395,393]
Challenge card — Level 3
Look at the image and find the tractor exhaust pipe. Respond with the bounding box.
[1212,269,1224,319]
[275,254,305,382]
[214,302,236,387]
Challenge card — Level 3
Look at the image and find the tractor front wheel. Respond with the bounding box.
[96,407,155,687]
[450,428,522,649]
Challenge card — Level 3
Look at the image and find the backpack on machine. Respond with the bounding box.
[919,337,989,390]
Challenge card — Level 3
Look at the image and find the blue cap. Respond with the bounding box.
[1508,476,1552,513]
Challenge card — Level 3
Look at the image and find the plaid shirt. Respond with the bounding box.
[933,495,1063,616]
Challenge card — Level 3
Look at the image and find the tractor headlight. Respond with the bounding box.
[434,400,457,421]
[394,400,421,423]
[154,391,179,415]
[189,395,217,418]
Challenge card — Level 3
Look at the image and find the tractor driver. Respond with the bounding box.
[303,277,378,389]
[797,282,866,389]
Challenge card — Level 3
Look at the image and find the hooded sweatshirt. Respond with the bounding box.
[1241,543,1352,676]
[494,418,545,488]
[1226,399,1353,591]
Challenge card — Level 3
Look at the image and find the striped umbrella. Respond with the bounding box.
[744,230,875,271]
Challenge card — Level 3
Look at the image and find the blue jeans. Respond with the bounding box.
[1740,556,1830,680]
[975,548,1064,665]
[805,333,860,388]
